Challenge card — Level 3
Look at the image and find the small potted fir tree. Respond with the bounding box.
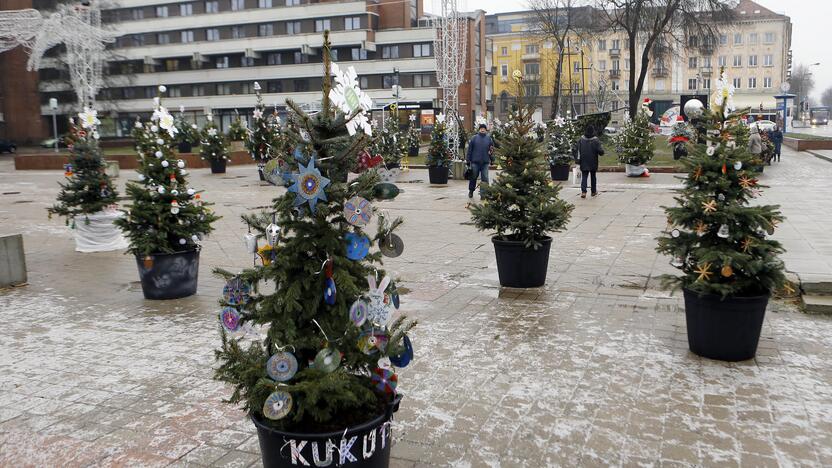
[227,111,248,153]
[469,71,574,288]
[378,112,406,171]
[615,100,655,177]
[425,114,451,184]
[247,82,280,181]
[656,70,787,361]
[115,87,220,300]
[174,106,199,154]
[201,114,230,174]
[214,32,414,467]
[545,116,577,181]
[406,114,421,157]
[48,109,127,252]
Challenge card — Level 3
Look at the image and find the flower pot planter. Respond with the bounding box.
[549,164,571,181]
[492,236,552,288]
[177,141,193,154]
[210,159,227,174]
[625,164,647,177]
[104,160,120,178]
[428,166,449,185]
[385,162,400,171]
[251,396,401,468]
[683,288,769,361]
[408,146,419,157]
[74,210,128,253]
[134,248,200,300]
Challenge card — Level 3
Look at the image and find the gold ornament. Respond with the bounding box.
[695,220,708,236]
[694,262,714,282]
[257,244,274,266]
[721,264,734,277]
[738,175,755,189]
[741,237,754,253]
[702,200,718,213]
[693,166,703,181]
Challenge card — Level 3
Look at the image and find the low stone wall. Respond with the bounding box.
[14,151,256,170]
[783,137,832,152]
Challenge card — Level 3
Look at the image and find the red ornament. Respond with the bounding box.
[721,162,727,175]
[324,258,333,278]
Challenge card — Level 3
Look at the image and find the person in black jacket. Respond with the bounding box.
[577,126,605,198]
[466,124,494,198]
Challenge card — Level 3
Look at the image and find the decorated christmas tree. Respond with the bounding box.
[48,108,119,227]
[375,112,407,167]
[545,116,577,166]
[246,82,280,177]
[425,114,451,168]
[214,32,415,438]
[115,88,220,257]
[615,99,655,169]
[469,74,573,248]
[227,111,248,141]
[200,113,230,170]
[174,107,200,153]
[669,116,695,160]
[405,114,421,154]
[656,74,786,297]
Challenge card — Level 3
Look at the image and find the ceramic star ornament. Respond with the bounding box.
[288,159,330,214]
[253,108,263,120]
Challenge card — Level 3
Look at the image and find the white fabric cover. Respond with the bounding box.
[74,210,128,253]
[625,164,647,177]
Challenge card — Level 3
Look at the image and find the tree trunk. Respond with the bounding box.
[628,33,639,117]
[551,50,565,120]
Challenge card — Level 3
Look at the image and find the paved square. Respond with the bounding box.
[1,147,831,467]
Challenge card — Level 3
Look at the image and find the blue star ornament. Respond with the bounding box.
[288,159,330,214]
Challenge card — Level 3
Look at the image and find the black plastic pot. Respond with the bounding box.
[493,236,552,288]
[549,164,571,181]
[210,158,227,174]
[408,146,419,157]
[252,395,401,468]
[177,141,193,154]
[683,288,769,361]
[385,162,400,170]
[428,165,449,184]
[134,248,200,300]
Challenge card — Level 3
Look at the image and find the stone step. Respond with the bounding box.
[802,294,832,315]
[799,274,832,296]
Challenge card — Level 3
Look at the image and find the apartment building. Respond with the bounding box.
[486,0,792,122]
[1,0,488,141]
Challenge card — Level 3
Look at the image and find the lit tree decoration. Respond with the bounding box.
[0,1,116,108]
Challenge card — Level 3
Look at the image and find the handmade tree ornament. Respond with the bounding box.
[389,334,413,368]
[344,232,370,260]
[379,233,404,258]
[220,307,241,332]
[223,277,251,306]
[288,159,330,214]
[313,348,341,373]
[266,351,299,382]
[370,368,397,394]
[349,299,368,326]
[343,196,373,227]
[263,390,293,420]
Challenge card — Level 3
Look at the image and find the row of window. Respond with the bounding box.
[497,31,779,57]
[95,74,435,100]
[687,76,774,90]
[121,17,367,46]
[690,54,775,68]
[145,0,301,19]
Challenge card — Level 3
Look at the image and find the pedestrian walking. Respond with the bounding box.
[577,126,605,198]
[466,124,494,198]
[748,126,763,159]
[770,126,784,162]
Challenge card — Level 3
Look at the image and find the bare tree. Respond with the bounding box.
[594,0,735,117]
[586,73,621,112]
[527,0,589,119]
[790,63,816,113]
[822,87,832,109]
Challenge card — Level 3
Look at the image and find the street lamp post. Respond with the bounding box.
[49,98,59,153]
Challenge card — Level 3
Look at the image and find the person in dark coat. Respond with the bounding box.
[466,124,494,198]
[770,126,784,162]
[577,126,604,198]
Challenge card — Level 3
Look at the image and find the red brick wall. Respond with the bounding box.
[0,0,48,143]
[14,151,258,170]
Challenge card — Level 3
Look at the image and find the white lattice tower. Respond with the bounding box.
[66,3,105,109]
[433,0,467,157]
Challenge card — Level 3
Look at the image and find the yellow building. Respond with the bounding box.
[488,11,592,120]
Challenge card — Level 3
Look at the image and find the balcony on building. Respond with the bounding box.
[609,48,620,57]
[609,69,621,79]
[700,66,713,76]
[652,67,668,78]
[521,52,540,61]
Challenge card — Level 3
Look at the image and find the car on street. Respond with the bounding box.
[40,137,68,148]
[750,120,777,132]
[0,139,16,153]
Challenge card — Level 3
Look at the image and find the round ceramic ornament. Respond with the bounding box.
[671,229,680,238]
[343,197,373,227]
[344,232,370,260]
[223,277,251,306]
[313,348,341,373]
[219,307,241,332]
[389,334,413,368]
[266,351,299,382]
[263,391,293,420]
[379,233,404,258]
[349,299,368,326]
[371,368,398,394]
[734,161,742,170]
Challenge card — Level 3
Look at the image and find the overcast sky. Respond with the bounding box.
[425,0,829,101]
